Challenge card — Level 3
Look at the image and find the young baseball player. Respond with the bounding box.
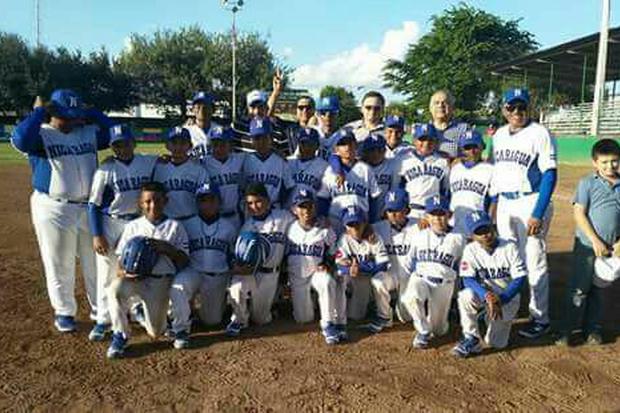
[286,189,343,344]
[402,196,466,349]
[452,210,527,358]
[186,91,221,160]
[490,88,558,339]
[556,139,620,346]
[315,96,340,159]
[200,125,245,231]
[106,182,189,359]
[226,183,295,336]
[153,127,210,220]
[169,182,237,349]
[11,89,113,332]
[395,124,450,219]
[286,128,330,210]
[384,115,412,160]
[87,125,158,341]
[242,117,294,208]
[335,206,394,333]
[449,130,495,234]
[360,133,397,219]
[372,189,419,323]
[323,130,382,231]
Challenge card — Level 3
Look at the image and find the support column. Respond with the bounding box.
[591,0,610,136]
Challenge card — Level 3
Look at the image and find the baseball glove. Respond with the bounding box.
[234,231,271,275]
[120,236,159,279]
[485,291,503,321]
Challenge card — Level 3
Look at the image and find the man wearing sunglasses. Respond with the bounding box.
[429,90,469,160]
[489,88,558,340]
[341,91,386,145]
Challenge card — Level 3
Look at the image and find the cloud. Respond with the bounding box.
[282,47,293,58]
[292,21,420,98]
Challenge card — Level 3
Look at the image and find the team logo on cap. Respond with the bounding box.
[514,89,522,96]
[388,192,397,202]
[346,206,356,215]
[69,96,78,108]
[255,119,263,128]
[470,211,482,222]
[112,125,123,135]
[213,126,223,134]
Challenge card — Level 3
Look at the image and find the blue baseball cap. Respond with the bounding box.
[167,126,191,141]
[109,124,134,144]
[317,96,340,113]
[465,210,492,236]
[360,133,386,152]
[424,195,450,214]
[384,189,409,212]
[246,90,268,107]
[196,182,221,199]
[385,115,405,130]
[342,205,367,226]
[292,188,316,206]
[192,91,214,105]
[208,125,234,141]
[297,128,320,145]
[334,129,356,145]
[249,117,272,137]
[413,123,437,140]
[50,89,85,119]
[503,88,530,105]
[458,130,484,149]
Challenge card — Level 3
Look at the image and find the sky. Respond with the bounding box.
[1,0,618,101]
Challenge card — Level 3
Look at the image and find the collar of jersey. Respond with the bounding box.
[594,172,620,188]
[253,152,272,162]
[115,156,134,166]
[412,150,434,161]
[146,215,168,226]
[251,208,272,222]
[200,214,220,225]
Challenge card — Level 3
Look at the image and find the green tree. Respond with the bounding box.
[0,33,31,113]
[319,85,359,127]
[383,3,538,117]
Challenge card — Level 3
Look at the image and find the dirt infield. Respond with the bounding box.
[1,164,619,412]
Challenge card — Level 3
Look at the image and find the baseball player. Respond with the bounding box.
[226,183,295,336]
[360,133,397,218]
[335,206,394,333]
[384,115,412,160]
[200,125,245,231]
[452,210,527,358]
[429,90,469,159]
[323,130,382,231]
[186,91,221,160]
[449,130,495,234]
[169,183,237,349]
[489,88,557,339]
[242,117,294,208]
[402,196,466,349]
[106,181,190,359]
[286,189,343,344]
[153,127,210,220]
[87,125,158,341]
[315,96,340,159]
[372,189,419,323]
[395,123,450,219]
[11,89,113,332]
[286,127,330,211]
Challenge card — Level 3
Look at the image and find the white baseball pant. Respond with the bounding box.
[347,271,396,321]
[394,269,413,323]
[458,288,520,349]
[289,271,339,327]
[30,191,97,318]
[496,194,552,324]
[403,276,454,336]
[228,271,279,326]
[170,268,230,333]
[107,275,172,339]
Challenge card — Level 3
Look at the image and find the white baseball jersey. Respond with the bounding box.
[404,228,466,282]
[385,143,413,160]
[490,121,557,195]
[335,232,389,269]
[395,152,450,208]
[89,154,158,216]
[187,122,221,160]
[202,152,245,215]
[286,156,329,206]
[449,161,494,233]
[459,239,527,294]
[153,159,210,219]
[183,215,237,273]
[286,221,337,279]
[241,209,295,269]
[370,159,398,215]
[116,216,189,275]
[323,161,382,220]
[372,218,419,275]
[242,152,294,205]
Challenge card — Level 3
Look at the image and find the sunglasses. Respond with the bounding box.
[364,105,383,111]
[473,225,492,236]
[318,111,336,116]
[428,210,448,216]
[505,102,528,113]
[462,144,480,151]
[297,105,314,111]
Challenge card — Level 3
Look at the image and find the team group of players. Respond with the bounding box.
[11,83,559,360]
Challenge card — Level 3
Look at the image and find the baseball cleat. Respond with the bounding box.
[88,323,111,341]
[225,321,243,337]
[173,331,190,350]
[54,315,76,333]
[364,317,393,334]
[322,325,340,345]
[451,335,482,358]
[334,324,348,342]
[585,332,603,346]
[106,332,128,359]
[412,333,431,349]
[518,322,550,339]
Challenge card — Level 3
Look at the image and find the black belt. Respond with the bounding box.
[52,197,88,205]
[108,213,140,221]
[258,266,280,274]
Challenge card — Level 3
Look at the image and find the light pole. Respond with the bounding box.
[221,0,244,122]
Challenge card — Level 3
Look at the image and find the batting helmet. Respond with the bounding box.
[120,236,159,278]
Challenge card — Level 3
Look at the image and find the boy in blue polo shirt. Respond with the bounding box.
[556,139,620,346]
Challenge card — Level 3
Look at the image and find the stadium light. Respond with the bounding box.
[221,0,244,122]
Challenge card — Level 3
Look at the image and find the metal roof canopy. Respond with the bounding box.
[489,26,620,87]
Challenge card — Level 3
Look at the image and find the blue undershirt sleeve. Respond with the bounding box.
[337,264,350,276]
[11,107,47,153]
[532,169,557,219]
[463,277,487,301]
[317,196,330,218]
[499,277,526,304]
[328,154,344,175]
[85,108,114,150]
[87,202,104,237]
